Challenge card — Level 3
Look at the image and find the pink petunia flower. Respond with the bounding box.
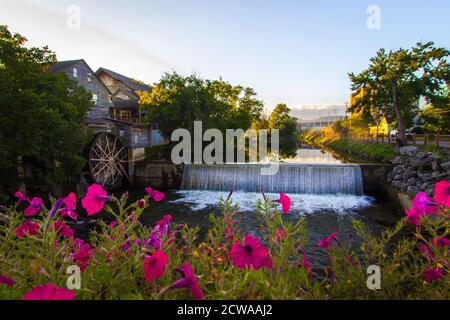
[405,207,423,226]
[24,197,43,217]
[143,250,169,282]
[14,191,27,203]
[15,220,40,238]
[22,284,76,300]
[145,187,165,202]
[53,221,74,238]
[317,232,338,251]
[419,244,434,260]
[431,237,450,248]
[434,180,450,208]
[277,193,291,214]
[171,262,204,300]
[61,193,78,220]
[275,228,288,241]
[423,266,443,282]
[71,238,96,271]
[137,199,146,208]
[412,192,437,215]
[230,234,272,270]
[81,184,109,216]
[303,254,313,277]
[0,275,14,288]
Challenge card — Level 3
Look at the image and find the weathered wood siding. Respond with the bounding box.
[63,61,113,120]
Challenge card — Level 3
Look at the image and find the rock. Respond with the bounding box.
[391,156,406,165]
[403,171,417,179]
[431,161,440,171]
[432,172,447,180]
[391,181,402,189]
[417,172,432,180]
[407,177,416,184]
[425,187,434,197]
[407,186,419,196]
[393,174,403,181]
[399,146,419,156]
[416,151,429,159]
[441,161,450,170]
[421,182,432,190]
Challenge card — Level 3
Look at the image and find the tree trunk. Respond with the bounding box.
[392,82,406,146]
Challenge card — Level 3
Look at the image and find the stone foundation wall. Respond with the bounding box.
[386,146,450,197]
[131,161,183,189]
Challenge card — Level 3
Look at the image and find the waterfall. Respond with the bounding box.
[181,163,364,195]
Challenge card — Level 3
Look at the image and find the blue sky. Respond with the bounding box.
[1,0,449,119]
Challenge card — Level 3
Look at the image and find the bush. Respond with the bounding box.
[299,132,397,163]
[0,183,448,300]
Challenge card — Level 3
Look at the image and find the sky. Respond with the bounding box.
[1,0,449,119]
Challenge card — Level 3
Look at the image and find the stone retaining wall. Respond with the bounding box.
[386,146,450,197]
[131,161,183,189]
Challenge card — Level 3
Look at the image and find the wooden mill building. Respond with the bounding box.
[49,59,166,188]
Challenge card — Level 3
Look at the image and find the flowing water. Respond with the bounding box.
[72,149,402,272]
[135,149,403,271]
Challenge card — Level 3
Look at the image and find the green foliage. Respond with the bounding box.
[268,104,298,158]
[299,131,397,163]
[0,25,92,192]
[421,104,450,134]
[144,144,171,160]
[349,42,450,144]
[0,189,448,300]
[139,72,264,137]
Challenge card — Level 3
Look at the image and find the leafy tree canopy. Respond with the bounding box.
[0,25,92,192]
[349,42,449,145]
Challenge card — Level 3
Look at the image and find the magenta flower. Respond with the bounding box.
[277,193,291,214]
[22,284,76,300]
[143,250,169,282]
[53,221,74,238]
[434,180,450,208]
[171,262,204,300]
[419,244,434,260]
[145,187,165,202]
[81,184,109,216]
[317,232,338,251]
[138,198,146,208]
[15,220,40,238]
[423,266,443,282]
[431,237,450,248]
[24,197,43,217]
[412,192,437,215]
[303,254,312,277]
[230,234,273,270]
[405,207,423,226]
[61,192,78,220]
[15,191,27,203]
[0,275,14,288]
[71,238,96,271]
[275,228,288,241]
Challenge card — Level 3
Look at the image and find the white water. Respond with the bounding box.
[182,163,364,195]
[171,190,374,214]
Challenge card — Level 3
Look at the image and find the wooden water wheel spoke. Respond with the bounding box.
[88,133,128,189]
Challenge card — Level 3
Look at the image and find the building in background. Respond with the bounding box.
[96,67,167,146]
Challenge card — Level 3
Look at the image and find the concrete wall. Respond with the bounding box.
[359,164,393,194]
[132,161,183,189]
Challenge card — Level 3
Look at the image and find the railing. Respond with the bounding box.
[341,132,450,149]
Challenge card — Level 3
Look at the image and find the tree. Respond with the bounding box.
[349,42,449,145]
[139,72,264,137]
[0,25,92,192]
[268,104,298,158]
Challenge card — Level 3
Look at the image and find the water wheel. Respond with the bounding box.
[87,133,128,189]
